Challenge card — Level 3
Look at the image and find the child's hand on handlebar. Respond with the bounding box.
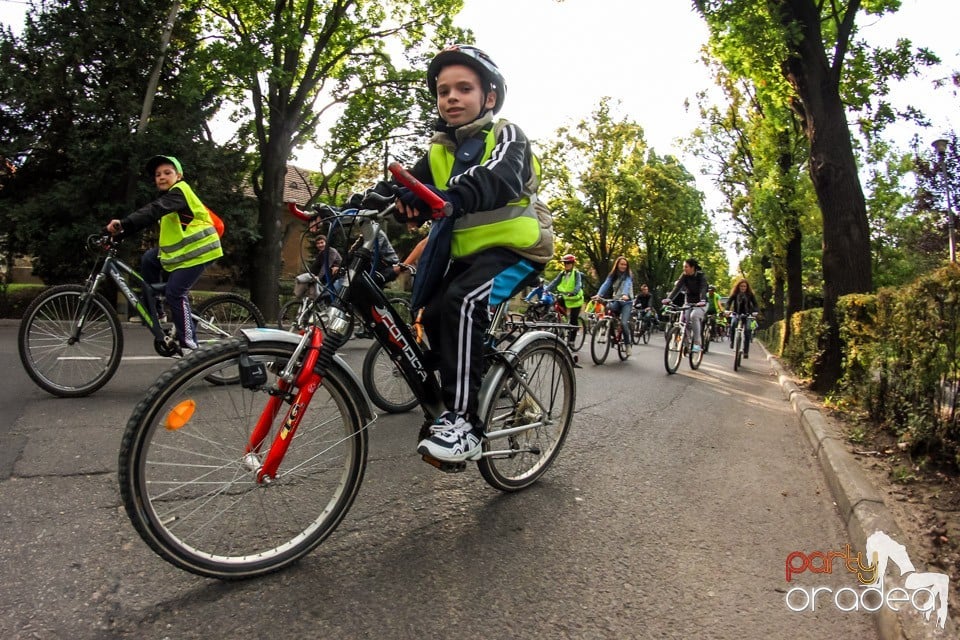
[394,185,461,224]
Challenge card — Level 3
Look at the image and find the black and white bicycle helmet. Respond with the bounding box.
[427,44,507,114]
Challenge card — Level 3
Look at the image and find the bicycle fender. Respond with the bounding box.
[239,328,374,422]
[476,330,570,426]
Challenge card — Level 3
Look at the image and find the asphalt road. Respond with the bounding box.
[0,323,878,639]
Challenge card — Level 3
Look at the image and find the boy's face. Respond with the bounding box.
[435,64,496,127]
[154,163,181,191]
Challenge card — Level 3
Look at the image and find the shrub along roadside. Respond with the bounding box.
[760,264,960,467]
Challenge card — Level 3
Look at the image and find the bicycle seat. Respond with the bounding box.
[149,283,166,293]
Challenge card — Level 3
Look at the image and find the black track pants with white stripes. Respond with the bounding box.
[422,248,539,420]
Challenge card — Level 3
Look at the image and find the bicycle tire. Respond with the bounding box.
[18,284,123,397]
[388,297,413,326]
[572,316,588,351]
[689,340,703,370]
[194,294,266,342]
[361,340,417,413]
[664,326,682,374]
[277,299,301,330]
[734,333,742,371]
[590,319,611,365]
[617,330,629,361]
[630,316,641,345]
[194,294,267,385]
[118,338,368,580]
[641,320,651,344]
[477,337,575,492]
[701,322,712,354]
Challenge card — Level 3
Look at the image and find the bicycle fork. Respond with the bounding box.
[243,328,325,484]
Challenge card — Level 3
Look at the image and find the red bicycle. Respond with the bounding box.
[117,164,576,579]
[523,293,587,350]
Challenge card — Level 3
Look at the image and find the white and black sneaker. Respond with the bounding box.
[418,412,482,462]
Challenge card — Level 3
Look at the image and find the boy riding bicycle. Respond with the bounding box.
[393,44,554,463]
[544,253,585,350]
[105,155,222,351]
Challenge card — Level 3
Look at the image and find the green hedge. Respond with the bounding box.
[763,264,960,464]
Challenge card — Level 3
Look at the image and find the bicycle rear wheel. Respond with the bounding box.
[701,322,712,354]
[362,341,417,413]
[641,320,651,344]
[118,339,368,580]
[194,294,266,343]
[18,284,123,397]
[590,319,611,365]
[478,337,575,492]
[664,326,682,374]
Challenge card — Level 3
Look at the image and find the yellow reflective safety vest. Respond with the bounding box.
[159,182,223,270]
[555,270,584,308]
[428,122,552,262]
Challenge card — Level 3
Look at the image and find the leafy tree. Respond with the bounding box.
[201,0,466,318]
[694,0,939,391]
[689,61,817,330]
[543,99,725,295]
[541,99,647,286]
[0,0,250,285]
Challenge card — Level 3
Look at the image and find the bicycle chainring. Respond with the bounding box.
[153,336,180,357]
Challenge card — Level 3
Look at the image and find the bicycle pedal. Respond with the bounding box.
[420,454,467,473]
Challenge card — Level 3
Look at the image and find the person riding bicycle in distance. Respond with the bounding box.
[393,44,554,464]
[661,258,708,353]
[633,283,658,323]
[293,234,342,301]
[592,256,634,355]
[726,278,760,358]
[705,284,724,338]
[545,253,584,350]
[105,155,222,352]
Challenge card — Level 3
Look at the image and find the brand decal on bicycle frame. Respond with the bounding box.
[280,402,304,440]
[371,304,428,382]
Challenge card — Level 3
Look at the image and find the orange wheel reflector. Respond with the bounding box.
[164,399,196,431]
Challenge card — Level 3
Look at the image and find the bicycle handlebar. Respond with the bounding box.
[388,161,453,218]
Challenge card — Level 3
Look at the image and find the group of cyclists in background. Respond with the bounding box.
[524,254,761,363]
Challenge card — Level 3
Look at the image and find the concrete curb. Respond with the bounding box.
[765,347,955,639]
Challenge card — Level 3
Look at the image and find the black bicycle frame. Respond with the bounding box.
[81,251,167,343]
[335,240,445,420]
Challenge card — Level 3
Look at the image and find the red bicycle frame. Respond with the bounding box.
[247,164,448,483]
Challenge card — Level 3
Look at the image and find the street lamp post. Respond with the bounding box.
[932,138,957,263]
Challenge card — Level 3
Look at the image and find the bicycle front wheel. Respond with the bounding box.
[118,339,368,580]
[664,326,682,374]
[478,337,575,492]
[641,320,651,345]
[277,298,302,330]
[362,340,417,413]
[590,319,611,365]
[689,339,703,370]
[734,333,743,371]
[572,316,588,351]
[18,284,123,397]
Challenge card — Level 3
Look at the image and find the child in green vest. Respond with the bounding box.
[544,254,585,349]
[393,45,554,463]
[106,155,223,351]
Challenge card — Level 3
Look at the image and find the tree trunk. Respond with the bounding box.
[249,142,289,321]
[777,0,873,392]
[780,222,803,349]
[785,223,803,318]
